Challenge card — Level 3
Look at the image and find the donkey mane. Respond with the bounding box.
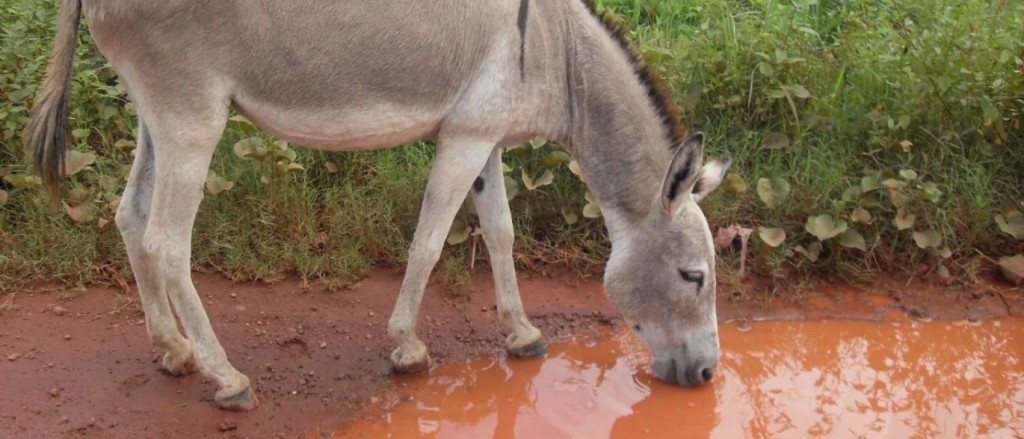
[580,0,687,146]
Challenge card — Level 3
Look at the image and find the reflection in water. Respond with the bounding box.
[333,318,1024,438]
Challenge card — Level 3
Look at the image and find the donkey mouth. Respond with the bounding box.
[650,357,716,387]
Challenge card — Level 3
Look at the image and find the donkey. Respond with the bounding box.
[26,0,730,410]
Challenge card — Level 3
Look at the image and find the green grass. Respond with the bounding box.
[1,0,1022,289]
[600,0,1024,278]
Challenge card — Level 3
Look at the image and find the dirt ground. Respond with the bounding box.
[1,267,1021,438]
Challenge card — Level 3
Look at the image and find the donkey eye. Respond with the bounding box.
[679,269,705,290]
[632,324,643,332]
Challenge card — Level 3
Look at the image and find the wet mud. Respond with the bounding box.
[335,317,1024,438]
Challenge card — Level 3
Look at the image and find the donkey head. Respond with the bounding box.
[604,133,730,387]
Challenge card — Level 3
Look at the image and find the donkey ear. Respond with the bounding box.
[660,133,704,215]
[691,156,732,203]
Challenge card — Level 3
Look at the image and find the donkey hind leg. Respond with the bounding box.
[387,138,496,373]
[470,150,543,357]
[115,120,195,376]
[136,108,257,411]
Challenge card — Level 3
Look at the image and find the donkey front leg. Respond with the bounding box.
[470,150,544,357]
[388,138,496,373]
[135,109,257,411]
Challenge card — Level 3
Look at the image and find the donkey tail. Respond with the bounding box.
[24,0,83,200]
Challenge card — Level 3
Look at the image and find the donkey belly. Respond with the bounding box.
[232,97,445,151]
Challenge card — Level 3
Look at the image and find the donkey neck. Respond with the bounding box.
[561,12,675,239]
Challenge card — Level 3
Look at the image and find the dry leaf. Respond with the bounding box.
[760,132,790,150]
[997,255,1024,285]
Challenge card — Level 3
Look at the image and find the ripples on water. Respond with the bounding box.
[334,317,1024,438]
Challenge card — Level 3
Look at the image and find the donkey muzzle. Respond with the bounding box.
[651,356,717,387]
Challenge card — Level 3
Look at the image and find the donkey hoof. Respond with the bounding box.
[506,328,545,358]
[508,339,546,358]
[215,386,260,411]
[160,352,197,376]
[390,347,431,374]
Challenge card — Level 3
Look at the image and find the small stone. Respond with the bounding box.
[319,341,327,349]
[49,388,60,397]
[7,353,20,361]
[909,308,930,320]
[218,419,238,432]
[736,319,753,333]
[229,293,238,299]
[64,334,72,341]
[368,311,375,317]
[364,333,372,340]
[51,306,68,316]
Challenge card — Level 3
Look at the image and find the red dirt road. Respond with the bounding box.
[1,269,620,438]
[1,268,1020,438]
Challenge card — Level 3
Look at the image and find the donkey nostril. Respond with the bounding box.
[700,367,714,382]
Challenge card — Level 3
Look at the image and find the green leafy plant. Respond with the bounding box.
[445,137,597,250]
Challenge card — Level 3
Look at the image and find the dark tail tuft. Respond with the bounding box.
[23,0,82,202]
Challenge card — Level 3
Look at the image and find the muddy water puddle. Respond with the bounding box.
[333,317,1024,438]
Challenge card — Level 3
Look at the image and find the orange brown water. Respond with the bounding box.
[332,317,1024,438]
